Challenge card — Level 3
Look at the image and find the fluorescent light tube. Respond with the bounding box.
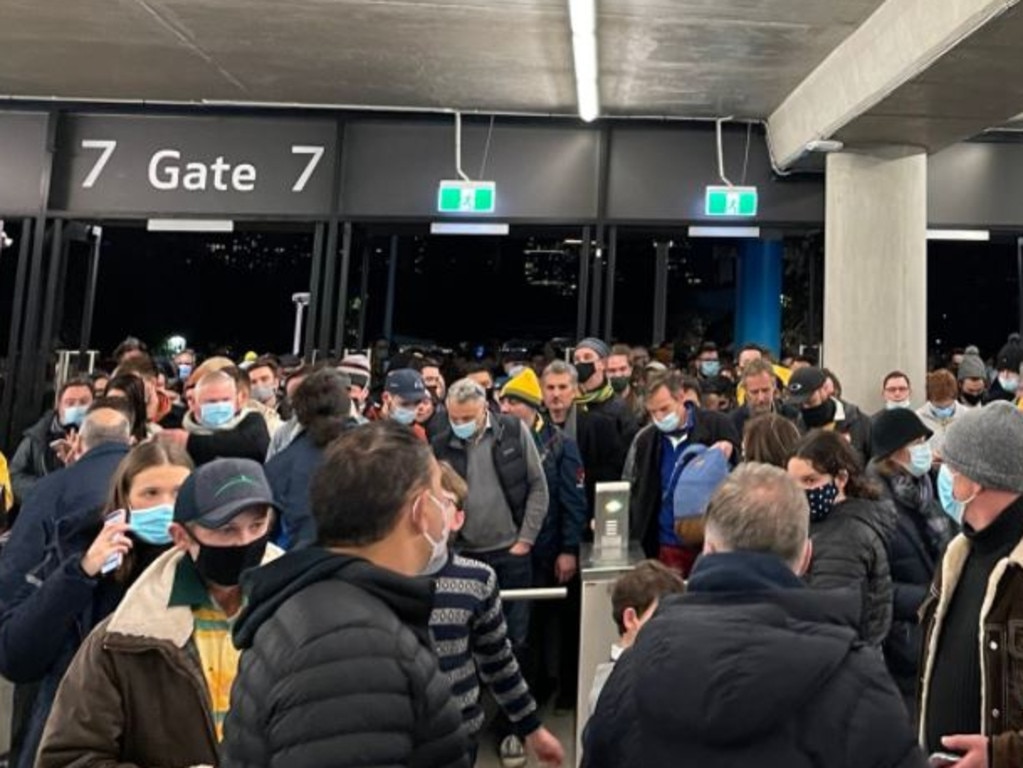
[926,229,990,241]
[147,219,234,232]
[430,222,510,236]
[569,0,599,122]
[688,226,761,239]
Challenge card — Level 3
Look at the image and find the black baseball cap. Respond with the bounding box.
[174,458,281,529]
[786,367,827,405]
[385,369,428,403]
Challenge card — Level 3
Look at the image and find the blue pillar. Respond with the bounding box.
[734,238,783,356]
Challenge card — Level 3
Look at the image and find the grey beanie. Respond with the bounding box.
[943,401,1023,492]
[576,337,610,359]
[957,350,987,382]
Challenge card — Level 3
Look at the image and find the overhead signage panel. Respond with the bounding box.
[0,112,49,213]
[51,114,337,216]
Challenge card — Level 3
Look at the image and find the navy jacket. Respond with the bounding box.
[531,418,588,561]
[264,431,325,549]
[0,441,130,768]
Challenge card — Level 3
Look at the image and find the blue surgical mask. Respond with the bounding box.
[699,360,721,378]
[805,482,839,522]
[177,364,193,380]
[420,492,453,575]
[61,405,88,428]
[129,504,175,545]
[199,401,236,428]
[999,375,1019,394]
[907,443,933,478]
[653,409,683,434]
[391,406,417,426]
[930,403,955,420]
[885,399,911,410]
[451,420,478,440]
[938,464,968,524]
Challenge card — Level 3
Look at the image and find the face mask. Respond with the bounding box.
[391,406,417,426]
[653,409,681,434]
[451,419,478,440]
[999,375,1019,394]
[906,443,933,478]
[800,399,834,429]
[177,364,193,380]
[420,493,452,575]
[251,384,276,404]
[192,533,269,587]
[199,401,236,428]
[699,360,721,378]
[129,504,175,545]
[61,405,88,428]
[930,403,956,419]
[609,376,630,394]
[961,391,984,406]
[937,464,975,525]
[805,482,839,522]
[575,362,596,383]
[885,399,911,410]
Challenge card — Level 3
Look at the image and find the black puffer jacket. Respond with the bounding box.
[222,548,469,768]
[807,496,896,647]
[583,551,926,768]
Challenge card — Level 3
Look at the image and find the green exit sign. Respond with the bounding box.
[705,185,758,217]
[437,180,496,213]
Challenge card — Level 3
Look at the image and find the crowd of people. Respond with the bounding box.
[2,330,1023,767]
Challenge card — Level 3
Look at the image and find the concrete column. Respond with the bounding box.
[824,147,927,414]
[735,238,783,357]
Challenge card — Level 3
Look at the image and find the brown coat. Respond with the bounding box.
[918,519,1023,768]
[36,546,281,768]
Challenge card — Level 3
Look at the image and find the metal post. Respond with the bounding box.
[383,236,399,341]
[291,293,310,355]
[34,219,65,398]
[590,226,604,337]
[0,219,33,451]
[808,243,818,344]
[303,223,325,361]
[333,222,353,355]
[318,219,339,356]
[576,226,592,341]
[604,225,617,341]
[1017,237,1023,336]
[357,242,370,349]
[78,226,102,367]
[653,241,669,346]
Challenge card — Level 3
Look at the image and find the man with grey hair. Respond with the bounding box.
[585,462,924,768]
[432,378,549,658]
[165,368,270,466]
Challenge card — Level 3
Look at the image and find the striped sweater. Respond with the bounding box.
[429,553,541,738]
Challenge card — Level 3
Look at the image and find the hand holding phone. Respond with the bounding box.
[81,510,132,577]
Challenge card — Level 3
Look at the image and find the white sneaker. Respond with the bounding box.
[499,735,527,768]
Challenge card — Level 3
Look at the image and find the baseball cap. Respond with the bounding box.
[174,458,281,529]
[786,367,827,405]
[385,369,428,403]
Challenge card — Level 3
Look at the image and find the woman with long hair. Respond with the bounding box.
[787,429,896,647]
[0,442,193,768]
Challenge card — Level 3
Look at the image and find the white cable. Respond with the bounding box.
[716,116,734,187]
[455,112,470,182]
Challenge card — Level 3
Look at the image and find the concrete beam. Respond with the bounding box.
[767,0,1019,169]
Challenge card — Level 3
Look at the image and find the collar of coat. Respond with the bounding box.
[105,544,283,648]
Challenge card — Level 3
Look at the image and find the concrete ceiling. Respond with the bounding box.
[0,0,885,118]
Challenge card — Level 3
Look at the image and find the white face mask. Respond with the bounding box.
[419,492,452,575]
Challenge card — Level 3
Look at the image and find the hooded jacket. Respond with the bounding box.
[807,496,897,647]
[182,408,270,466]
[583,551,926,768]
[222,548,469,768]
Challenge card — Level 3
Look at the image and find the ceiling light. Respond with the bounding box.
[569,0,599,122]
[431,222,510,236]
[147,219,234,232]
[688,226,761,239]
[926,229,990,241]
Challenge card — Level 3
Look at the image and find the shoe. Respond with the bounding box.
[499,735,527,768]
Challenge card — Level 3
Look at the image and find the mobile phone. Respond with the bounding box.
[101,509,127,575]
[929,753,961,767]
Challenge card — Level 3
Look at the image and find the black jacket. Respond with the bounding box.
[8,412,65,504]
[795,398,873,462]
[576,394,638,505]
[808,496,897,647]
[868,462,956,693]
[730,401,800,442]
[623,409,740,557]
[583,551,926,768]
[223,548,469,768]
[185,411,271,466]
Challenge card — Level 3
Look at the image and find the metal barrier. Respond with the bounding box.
[54,349,99,390]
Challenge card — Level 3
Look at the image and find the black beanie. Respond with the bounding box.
[996,340,1023,373]
[870,409,933,459]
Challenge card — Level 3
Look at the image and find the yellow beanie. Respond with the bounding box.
[500,368,543,408]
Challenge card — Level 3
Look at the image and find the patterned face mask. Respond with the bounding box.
[805,482,839,522]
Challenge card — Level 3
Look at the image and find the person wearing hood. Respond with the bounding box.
[787,429,896,647]
[583,462,925,768]
[987,335,1023,404]
[222,422,469,768]
[36,458,281,768]
[163,368,271,466]
[787,366,873,461]
[957,346,989,408]
[867,409,956,718]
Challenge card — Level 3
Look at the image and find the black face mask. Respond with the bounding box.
[609,376,630,394]
[576,362,596,383]
[801,398,836,429]
[961,391,984,406]
[192,533,269,587]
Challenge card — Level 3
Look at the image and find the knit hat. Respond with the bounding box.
[339,353,372,387]
[957,347,987,382]
[870,409,932,459]
[996,340,1023,374]
[499,368,542,408]
[576,337,610,359]
[943,401,1023,492]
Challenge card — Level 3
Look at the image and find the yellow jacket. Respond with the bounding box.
[0,451,12,513]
